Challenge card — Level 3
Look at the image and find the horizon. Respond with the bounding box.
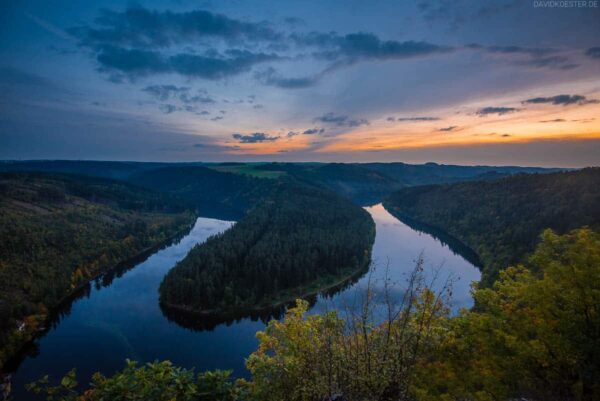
[0,158,588,169]
[1,1,599,167]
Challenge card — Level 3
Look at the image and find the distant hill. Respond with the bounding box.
[128,165,277,219]
[384,168,600,284]
[0,160,564,207]
[0,173,194,367]
[256,162,562,204]
[0,160,169,181]
[256,163,400,204]
[361,162,563,186]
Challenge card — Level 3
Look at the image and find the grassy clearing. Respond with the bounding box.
[208,163,286,179]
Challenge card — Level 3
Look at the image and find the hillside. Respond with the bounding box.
[128,165,277,219]
[384,168,600,284]
[362,162,560,186]
[0,173,194,367]
[159,182,375,316]
[255,162,560,204]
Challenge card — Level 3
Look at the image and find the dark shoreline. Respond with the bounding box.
[159,261,371,331]
[382,202,483,270]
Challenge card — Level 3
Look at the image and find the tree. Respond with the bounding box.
[424,228,600,401]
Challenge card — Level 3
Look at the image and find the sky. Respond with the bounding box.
[0,0,599,167]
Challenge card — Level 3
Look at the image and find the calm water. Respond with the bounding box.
[10,204,480,400]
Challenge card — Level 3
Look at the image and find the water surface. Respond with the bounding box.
[10,205,480,400]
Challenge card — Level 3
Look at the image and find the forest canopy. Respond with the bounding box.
[0,173,194,367]
[159,182,376,315]
[384,168,600,284]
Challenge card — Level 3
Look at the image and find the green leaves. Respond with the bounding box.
[426,228,600,401]
[27,361,245,401]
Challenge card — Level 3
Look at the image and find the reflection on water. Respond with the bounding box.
[9,204,480,400]
[310,204,480,318]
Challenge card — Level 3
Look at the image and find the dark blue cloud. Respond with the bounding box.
[142,84,188,101]
[467,44,578,70]
[302,128,325,135]
[159,104,178,114]
[232,132,279,143]
[142,85,215,114]
[315,112,369,127]
[70,6,280,49]
[393,116,440,122]
[93,45,279,80]
[255,67,318,89]
[523,95,598,106]
[476,106,520,116]
[586,47,600,59]
[305,32,451,63]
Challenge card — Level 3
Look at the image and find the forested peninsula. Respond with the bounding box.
[384,168,600,284]
[0,173,194,367]
[159,182,376,316]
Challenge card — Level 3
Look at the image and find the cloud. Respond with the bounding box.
[210,116,224,121]
[394,116,440,122]
[69,6,289,83]
[467,44,578,70]
[143,85,215,114]
[539,119,566,123]
[70,6,280,49]
[303,128,325,135]
[232,132,279,143]
[96,47,279,81]
[168,49,279,80]
[142,84,188,101]
[523,94,598,106]
[159,104,178,114]
[439,126,458,132]
[476,106,520,116]
[516,55,578,71]
[308,32,452,64]
[586,47,600,59]
[255,67,319,89]
[315,112,369,127]
[474,44,555,57]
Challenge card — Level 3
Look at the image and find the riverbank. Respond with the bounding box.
[0,216,197,374]
[160,258,372,329]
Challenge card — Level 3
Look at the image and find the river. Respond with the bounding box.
[9,204,480,400]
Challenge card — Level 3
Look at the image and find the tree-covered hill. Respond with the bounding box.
[256,162,561,204]
[362,162,561,186]
[0,160,167,181]
[0,160,561,207]
[255,163,401,204]
[128,165,277,218]
[384,168,600,284]
[0,173,194,367]
[159,182,375,316]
